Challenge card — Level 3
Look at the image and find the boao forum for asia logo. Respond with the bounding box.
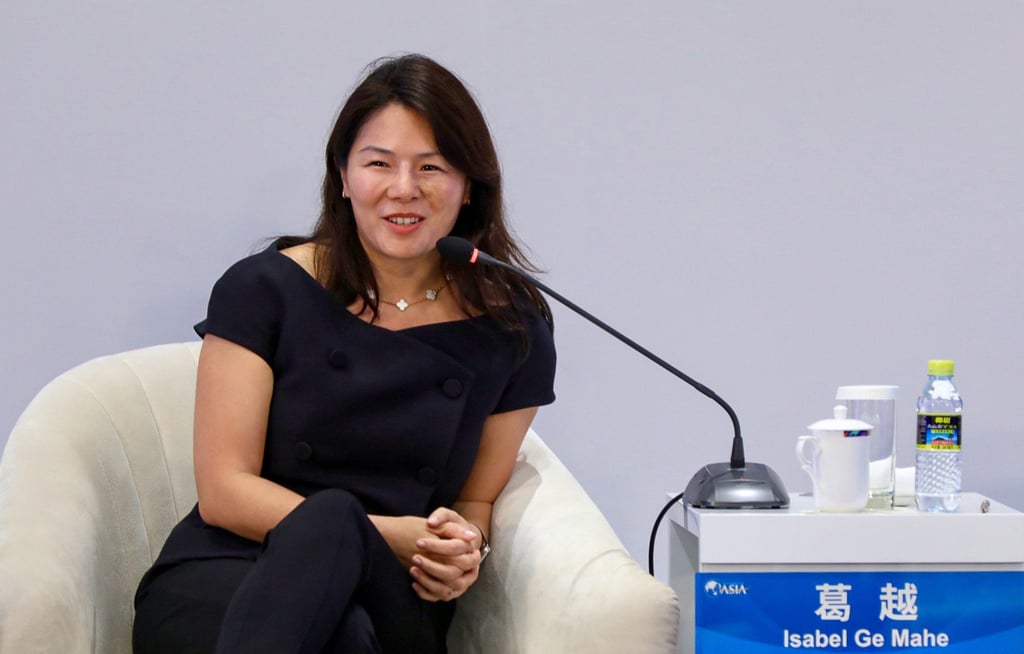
[704,579,749,597]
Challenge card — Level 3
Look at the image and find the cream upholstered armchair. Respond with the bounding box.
[0,342,678,653]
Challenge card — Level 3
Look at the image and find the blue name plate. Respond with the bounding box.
[695,571,1024,653]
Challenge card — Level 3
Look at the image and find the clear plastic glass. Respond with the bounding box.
[836,385,898,509]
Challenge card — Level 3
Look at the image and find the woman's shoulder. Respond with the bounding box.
[508,292,553,333]
[198,240,323,346]
[277,241,317,279]
[200,248,294,316]
[214,240,311,285]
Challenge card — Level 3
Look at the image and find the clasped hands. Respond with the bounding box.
[395,507,485,603]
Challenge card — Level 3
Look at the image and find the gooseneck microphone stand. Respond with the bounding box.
[436,237,789,575]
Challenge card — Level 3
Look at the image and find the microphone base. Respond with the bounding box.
[683,462,790,509]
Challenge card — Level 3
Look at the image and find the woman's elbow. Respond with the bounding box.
[194,475,234,528]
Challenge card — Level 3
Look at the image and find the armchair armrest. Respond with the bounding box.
[448,430,679,653]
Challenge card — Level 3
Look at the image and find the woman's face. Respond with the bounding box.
[340,103,469,270]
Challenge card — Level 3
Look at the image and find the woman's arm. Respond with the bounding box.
[451,406,540,542]
[406,406,539,601]
[192,334,305,541]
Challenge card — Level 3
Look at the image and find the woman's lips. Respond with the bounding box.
[382,214,425,233]
[385,215,423,226]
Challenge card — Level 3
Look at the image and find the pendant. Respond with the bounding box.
[425,289,438,301]
[395,298,409,311]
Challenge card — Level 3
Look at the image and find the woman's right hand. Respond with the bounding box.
[370,513,481,602]
[412,508,484,602]
[369,515,431,569]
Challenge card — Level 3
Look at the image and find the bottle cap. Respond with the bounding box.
[927,359,955,376]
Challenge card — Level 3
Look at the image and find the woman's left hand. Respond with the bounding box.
[409,507,484,602]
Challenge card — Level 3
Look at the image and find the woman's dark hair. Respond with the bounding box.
[302,53,551,335]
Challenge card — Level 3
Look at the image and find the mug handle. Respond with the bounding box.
[795,435,819,471]
[795,435,823,496]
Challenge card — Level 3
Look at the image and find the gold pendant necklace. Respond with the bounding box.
[368,274,452,312]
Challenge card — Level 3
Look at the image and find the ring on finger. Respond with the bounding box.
[449,587,457,597]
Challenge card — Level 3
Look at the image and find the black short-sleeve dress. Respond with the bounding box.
[149,243,557,570]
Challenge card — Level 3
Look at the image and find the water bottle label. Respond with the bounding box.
[916,414,961,451]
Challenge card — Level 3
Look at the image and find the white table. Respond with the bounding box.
[668,492,1024,654]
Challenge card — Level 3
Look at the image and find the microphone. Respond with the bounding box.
[437,236,790,572]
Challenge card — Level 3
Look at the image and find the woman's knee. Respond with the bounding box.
[301,488,365,519]
[264,488,371,555]
[286,489,368,533]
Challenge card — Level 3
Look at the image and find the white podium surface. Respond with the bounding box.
[668,492,1024,654]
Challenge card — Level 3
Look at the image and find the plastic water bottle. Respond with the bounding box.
[915,359,962,512]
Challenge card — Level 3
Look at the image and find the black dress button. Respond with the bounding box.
[327,349,348,369]
[294,441,313,461]
[441,378,463,398]
[416,467,438,485]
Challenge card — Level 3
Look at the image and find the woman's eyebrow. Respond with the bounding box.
[356,145,443,159]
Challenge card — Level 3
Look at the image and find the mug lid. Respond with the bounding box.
[807,405,874,432]
[835,384,899,401]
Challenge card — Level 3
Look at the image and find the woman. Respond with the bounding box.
[133,54,556,654]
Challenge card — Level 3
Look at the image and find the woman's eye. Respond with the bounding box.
[368,160,388,168]
[421,164,442,172]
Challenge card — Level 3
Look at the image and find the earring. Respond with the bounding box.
[342,189,349,199]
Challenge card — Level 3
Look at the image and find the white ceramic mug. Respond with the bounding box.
[796,405,872,512]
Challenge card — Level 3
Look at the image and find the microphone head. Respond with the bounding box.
[436,236,477,264]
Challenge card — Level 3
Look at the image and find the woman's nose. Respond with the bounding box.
[387,167,420,200]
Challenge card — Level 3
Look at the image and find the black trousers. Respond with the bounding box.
[133,489,454,654]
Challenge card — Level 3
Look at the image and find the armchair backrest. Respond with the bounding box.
[0,342,202,653]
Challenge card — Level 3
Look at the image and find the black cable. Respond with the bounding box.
[648,490,687,576]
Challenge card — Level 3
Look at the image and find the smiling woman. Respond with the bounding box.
[340,104,470,288]
[131,54,557,654]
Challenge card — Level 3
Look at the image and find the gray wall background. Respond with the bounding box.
[3,1,1022,579]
